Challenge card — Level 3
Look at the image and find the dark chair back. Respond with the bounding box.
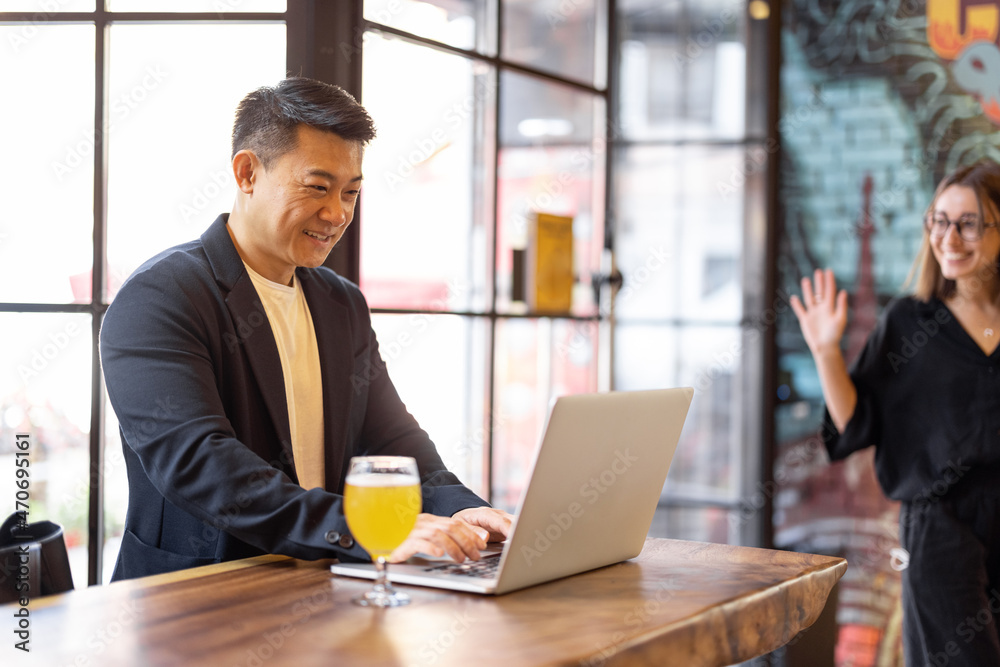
[0,512,75,604]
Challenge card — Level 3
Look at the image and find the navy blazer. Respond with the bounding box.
[100,214,488,580]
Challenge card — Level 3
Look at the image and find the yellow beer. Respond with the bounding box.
[344,473,421,558]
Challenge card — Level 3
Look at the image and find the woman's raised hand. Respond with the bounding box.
[789,268,849,356]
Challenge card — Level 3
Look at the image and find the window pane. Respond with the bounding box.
[0,25,94,304]
[0,0,92,9]
[491,318,599,510]
[614,144,744,322]
[618,0,746,141]
[614,324,741,502]
[108,0,285,11]
[370,314,489,498]
[360,33,495,312]
[0,313,93,591]
[497,71,605,315]
[647,506,737,544]
[502,0,606,87]
[364,0,495,54]
[106,23,286,297]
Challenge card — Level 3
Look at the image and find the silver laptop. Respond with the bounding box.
[330,387,694,595]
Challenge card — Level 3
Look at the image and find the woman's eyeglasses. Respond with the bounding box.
[924,213,999,242]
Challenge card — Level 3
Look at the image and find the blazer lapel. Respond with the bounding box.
[200,215,296,477]
[225,278,296,474]
[298,269,355,491]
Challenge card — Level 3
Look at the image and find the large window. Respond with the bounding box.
[358,0,608,506]
[0,4,286,586]
[359,0,770,542]
[612,0,770,545]
[0,1,772,590]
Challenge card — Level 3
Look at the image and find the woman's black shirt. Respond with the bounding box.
[823,296,1000,503]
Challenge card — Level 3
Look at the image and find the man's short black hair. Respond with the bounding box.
[231,77,377,169]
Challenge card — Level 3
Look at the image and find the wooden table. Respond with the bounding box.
[3,538,845,666]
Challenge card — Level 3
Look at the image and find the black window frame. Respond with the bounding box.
[0,0,777,586]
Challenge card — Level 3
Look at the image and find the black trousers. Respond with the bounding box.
[899,493,1000,667]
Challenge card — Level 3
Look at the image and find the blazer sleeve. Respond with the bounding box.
[101,258,370,563]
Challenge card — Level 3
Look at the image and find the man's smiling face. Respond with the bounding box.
[237,124,363,285]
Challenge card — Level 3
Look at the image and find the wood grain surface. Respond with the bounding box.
[3,538,846,667]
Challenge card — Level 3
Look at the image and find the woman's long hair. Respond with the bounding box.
[906,160,1000,301]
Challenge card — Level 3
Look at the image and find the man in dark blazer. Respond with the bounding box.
[100,77,510,581]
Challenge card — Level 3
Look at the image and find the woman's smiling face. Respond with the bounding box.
[929,184,1000,287]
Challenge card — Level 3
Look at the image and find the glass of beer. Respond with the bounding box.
[343,456,421,607]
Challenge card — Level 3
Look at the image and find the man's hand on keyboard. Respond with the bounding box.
[388,513,488,564]
[388,508,513,564]
[451,507,513,543]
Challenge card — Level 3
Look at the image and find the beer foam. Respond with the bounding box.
[345,472,419,487]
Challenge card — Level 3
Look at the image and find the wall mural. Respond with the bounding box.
[777,1,1000,665]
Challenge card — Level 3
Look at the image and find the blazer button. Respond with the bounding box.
[324,530,341,545]
[339,534,355,548]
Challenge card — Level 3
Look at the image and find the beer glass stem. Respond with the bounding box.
[374,556,389,594]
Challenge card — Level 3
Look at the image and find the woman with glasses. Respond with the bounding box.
[791,160,1000,666]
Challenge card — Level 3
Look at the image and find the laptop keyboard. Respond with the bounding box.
[423,554,501,578]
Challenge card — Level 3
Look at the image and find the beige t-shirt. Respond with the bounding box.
[244,264,325,490]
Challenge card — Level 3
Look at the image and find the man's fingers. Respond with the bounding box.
[389,536,457,563]
[388,514,487,564]
[452,507,514,542]
[387,541,424,563]
[387,510,515,565]
[388,533,451,564]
